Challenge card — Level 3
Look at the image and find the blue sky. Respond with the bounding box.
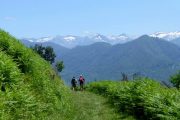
[0,0,180,38]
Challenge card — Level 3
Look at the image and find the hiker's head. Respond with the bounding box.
[73,76,75,78]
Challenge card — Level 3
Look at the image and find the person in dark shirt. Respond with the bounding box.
[71,76,77,91]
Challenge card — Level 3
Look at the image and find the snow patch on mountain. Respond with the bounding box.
[150,32,180,41]
[36,36,54,42]
[94,35,102,40]
[28,39,34,42]
[63,36,76,42]
[107,34,133,44]
[108,34,128,40]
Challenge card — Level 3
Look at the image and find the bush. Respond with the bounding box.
[87,79,180,119]
[170,71,180,89]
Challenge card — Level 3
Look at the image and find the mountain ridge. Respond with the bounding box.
[59,35,180,83]
[22,31,180,48]
[20,35,180,83]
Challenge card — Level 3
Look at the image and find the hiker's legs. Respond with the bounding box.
[74,85,77,91]
[72,85,75,91]
[80,83,84,91]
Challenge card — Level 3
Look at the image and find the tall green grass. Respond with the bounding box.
[88,79,180,119]
[0,29,75,119]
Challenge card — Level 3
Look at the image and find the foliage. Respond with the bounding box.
[170,71,180,89]
[32,44,56,64]
[55,61,64,72]
[0,29,75,119]
[87,79,180,119]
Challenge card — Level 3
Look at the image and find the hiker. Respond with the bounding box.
[71,76,77,91]
[79,75,85,91]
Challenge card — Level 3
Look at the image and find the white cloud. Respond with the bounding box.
[4,16,16,21]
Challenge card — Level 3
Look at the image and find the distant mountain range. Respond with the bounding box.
[22,33,132,48]
[22,32,180,48]
[60,35,180,83]
[20,33,180,84]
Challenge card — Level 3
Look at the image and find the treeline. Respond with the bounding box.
[31,44,64,73]
[87,79,180,119]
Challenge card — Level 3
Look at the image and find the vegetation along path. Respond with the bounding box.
[71,91,135,120]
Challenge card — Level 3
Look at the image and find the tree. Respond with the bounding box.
[55,61,64,73]
[44,46,56,64]
[32,44,56,64]
[32,44,45,58]
[32,44,64,74]
[170,71,180,89]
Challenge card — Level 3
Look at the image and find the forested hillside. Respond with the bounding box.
[60,35,180,82]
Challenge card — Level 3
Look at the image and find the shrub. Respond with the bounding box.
[170,71,180,89]
[88,78,180,119]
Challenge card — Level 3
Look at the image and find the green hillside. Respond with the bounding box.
[0,29,74,119]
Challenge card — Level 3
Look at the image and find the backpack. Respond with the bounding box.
[79,77,84,82]
[72,78,77,84]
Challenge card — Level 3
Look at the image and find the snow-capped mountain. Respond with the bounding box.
[36,36,54,42]
[22,36,54,43]
[22,34,132,48]
[150,32,180,41]
[107,34,132,44]
[21,31,180,48]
